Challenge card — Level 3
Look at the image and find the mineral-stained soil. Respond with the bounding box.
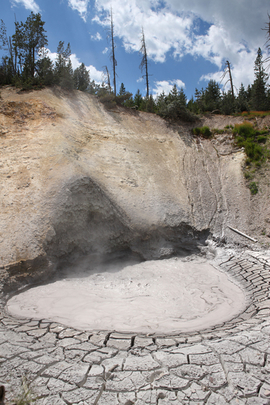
[0,86,270,288]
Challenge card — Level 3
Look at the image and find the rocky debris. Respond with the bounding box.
[0,252,270,404]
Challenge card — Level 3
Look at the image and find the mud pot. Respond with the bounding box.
[6,257,247,334]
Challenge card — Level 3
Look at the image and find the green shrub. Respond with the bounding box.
[115,92,133,105]
[193,127,200,136]
[213,128,225,134]
[99,93,116,109]
[244,141,263,161]
[249,182,258,195]
[257,135,267,143]
[234,122,269,165]
[233,121,254,138]
[192,126,212,138]
[159,100,196,122]
[257,129,269,135]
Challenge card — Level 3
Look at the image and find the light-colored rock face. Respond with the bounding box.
[0,87,254,277]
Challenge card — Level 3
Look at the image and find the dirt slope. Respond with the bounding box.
[0,86,269,281]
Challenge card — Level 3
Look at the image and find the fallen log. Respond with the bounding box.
[228,226,257,243]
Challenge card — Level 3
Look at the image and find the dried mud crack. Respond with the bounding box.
[1,250,270,405]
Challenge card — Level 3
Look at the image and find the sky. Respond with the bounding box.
[1,0,270,99]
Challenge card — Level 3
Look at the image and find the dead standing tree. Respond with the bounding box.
[221,60,235,101]
[108,8,117,96]
[103,65,111,92]
[263,13,270,69]
[139,28,149,98]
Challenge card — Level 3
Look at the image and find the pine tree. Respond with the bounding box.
[118,82,126,96]
[203,80,221,112]
[13,12,47,79]
[145,94,156,112]
[251,47,269,111]
[220,91,235,115]
[73,63,90,91]
[167,84,178,102]
[134,89,143,109]
[178,88,187,107]
[36,47,54,85]
[236,83,249,112]
[156,91,166,111]
[54,41,73,89]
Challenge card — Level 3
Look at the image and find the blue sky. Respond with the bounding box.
[1,0,270,99]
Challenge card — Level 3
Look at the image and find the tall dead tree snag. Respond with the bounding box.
[103,65,111,92]
[109,8,117,95]
[263,13,270,69]
[221,60,235,101]
[140,28,149,98]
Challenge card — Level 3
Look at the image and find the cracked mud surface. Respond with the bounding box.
[1,250,270,404]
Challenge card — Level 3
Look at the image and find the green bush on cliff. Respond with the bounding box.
[192,126,212,138]
[233,122,269,164]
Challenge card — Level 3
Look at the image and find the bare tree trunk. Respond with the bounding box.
[104,65,111,92]
[263,13,270,69]
[226,60,235,101]
[110,9,117,96]
[140,28,149,98]
[221,60,235,101]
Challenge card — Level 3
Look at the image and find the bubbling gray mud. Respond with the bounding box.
[6,257,246,334]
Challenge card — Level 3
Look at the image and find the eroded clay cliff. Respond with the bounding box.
[1,86,269,289]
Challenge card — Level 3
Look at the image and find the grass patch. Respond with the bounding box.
[249,181,259,195]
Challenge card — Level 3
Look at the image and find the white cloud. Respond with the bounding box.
[94,0,193,63]
[11,0,40,13]
[102,47,109,54]
[168,0,268,50]
[70,54,81,69]
[93,0,269,89]
[88,65,104,83]
[153,79,186,97]
[175,79,186,89]
[68,0,89,22]
[91,32,102,41]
